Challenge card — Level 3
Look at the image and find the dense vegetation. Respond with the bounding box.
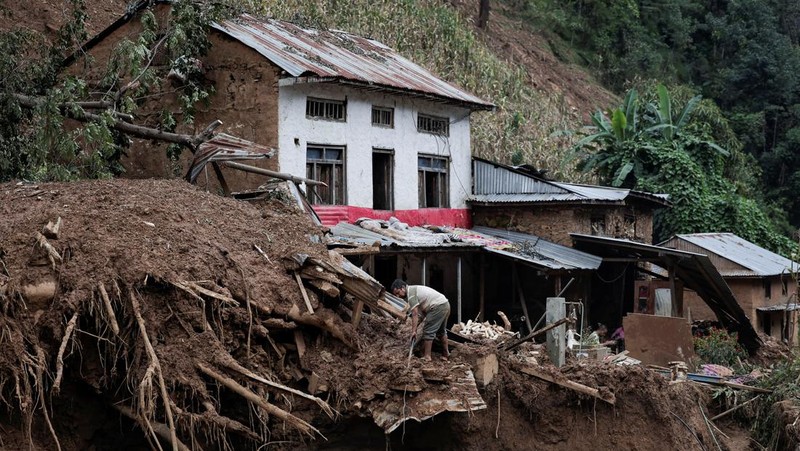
[514,0,800,244]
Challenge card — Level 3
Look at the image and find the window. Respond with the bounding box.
[371,106,394,128]
[763,279,772,299]
[372,149,394,210]
[306,145,345,205]
[306,97,346,121]
[782,277,788,296]
[590,215,606,236]
[417,113,449,136]
[418,155,448,208]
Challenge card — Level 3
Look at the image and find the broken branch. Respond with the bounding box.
[53,312,79,394]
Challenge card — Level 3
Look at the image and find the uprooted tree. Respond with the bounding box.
[0,0,266,183]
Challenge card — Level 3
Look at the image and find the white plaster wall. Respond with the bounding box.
[277,82,472,210]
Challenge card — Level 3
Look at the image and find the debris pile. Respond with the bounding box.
[0,179,750,450]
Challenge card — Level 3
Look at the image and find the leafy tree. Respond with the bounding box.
[571,84,796,255]
[0,0,259,183]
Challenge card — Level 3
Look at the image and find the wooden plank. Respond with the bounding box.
[518,365,615,405]
[294,330,306,359]
[294,271,315,314]
[351,298,365,328]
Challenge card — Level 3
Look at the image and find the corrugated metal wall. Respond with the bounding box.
[473,160,566,195]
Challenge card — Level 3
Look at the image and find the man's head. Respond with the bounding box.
[390,279,408,298]
[596,323,607,336]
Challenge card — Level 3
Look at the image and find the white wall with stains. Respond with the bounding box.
[277,81,473,210]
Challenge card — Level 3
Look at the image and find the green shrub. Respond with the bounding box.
[693,328,748,367]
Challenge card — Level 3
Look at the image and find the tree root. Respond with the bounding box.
[130,290,180,451]
[35,346,61,451]
[98,283,120,335]
[195,362,323,439]
[218,356,337,419]
[115,404,191,451]
[53,312,79,395]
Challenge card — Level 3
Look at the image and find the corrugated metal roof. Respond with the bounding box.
[473,159,567,195]
[212,16,493,110]
[571,233,761,353]
[472,227,602,270]
[471,158,670,206]
[673,233,799,276]
[467,193,587,203]
[329,222,478,249]
[329,220,601,271]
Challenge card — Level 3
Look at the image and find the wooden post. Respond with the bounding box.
[479,253,486,322]
[668,265,677,317]
[518,365,615,405]
[421,256,427,285]
[546,297,566,367]
[513,265,533,334]
[457,256,463,324]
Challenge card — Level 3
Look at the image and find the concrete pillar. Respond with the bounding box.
[546,297,566,367]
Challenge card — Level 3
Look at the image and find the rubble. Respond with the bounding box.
[0,179,745,450]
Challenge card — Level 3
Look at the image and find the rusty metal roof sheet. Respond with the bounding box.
[471,227,602,271]
[671,233,799,277]
[212,16,493,110]
[187,133,274,183]
[371,368,486,433]
[329,220,600,271]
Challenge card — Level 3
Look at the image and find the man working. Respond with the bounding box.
[391,279,451,361]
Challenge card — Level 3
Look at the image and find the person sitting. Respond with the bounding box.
[586,323,616,347]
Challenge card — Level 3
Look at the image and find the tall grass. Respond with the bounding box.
[255,0,584,179]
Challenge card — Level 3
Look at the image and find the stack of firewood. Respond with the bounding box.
[452,320,516,341]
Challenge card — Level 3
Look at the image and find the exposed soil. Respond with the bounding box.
[449,0,619,118]
[0,178,751,450]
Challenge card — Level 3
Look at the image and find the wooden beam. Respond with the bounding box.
[222,161,327,186]
[518,365,616,405]
[351,298,365,328]
[294,271,315,313]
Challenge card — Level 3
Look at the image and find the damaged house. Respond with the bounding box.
[660,233,800,344]
[69,2,493,226]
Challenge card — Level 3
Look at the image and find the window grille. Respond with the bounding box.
[371,106,394,127]
[417,113,449,136]
[306,97,346,121]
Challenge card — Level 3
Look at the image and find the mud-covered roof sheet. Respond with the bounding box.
[329,219,600,271]
[211,16,493,110]
[471,227,602,271]
[757,303,800,312]
[670,233,799,277]
[371,368,486,433]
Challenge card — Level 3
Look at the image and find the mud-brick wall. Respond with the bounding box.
[121,32,281,192]
[68,4,281,192]
[472,205,654,246]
